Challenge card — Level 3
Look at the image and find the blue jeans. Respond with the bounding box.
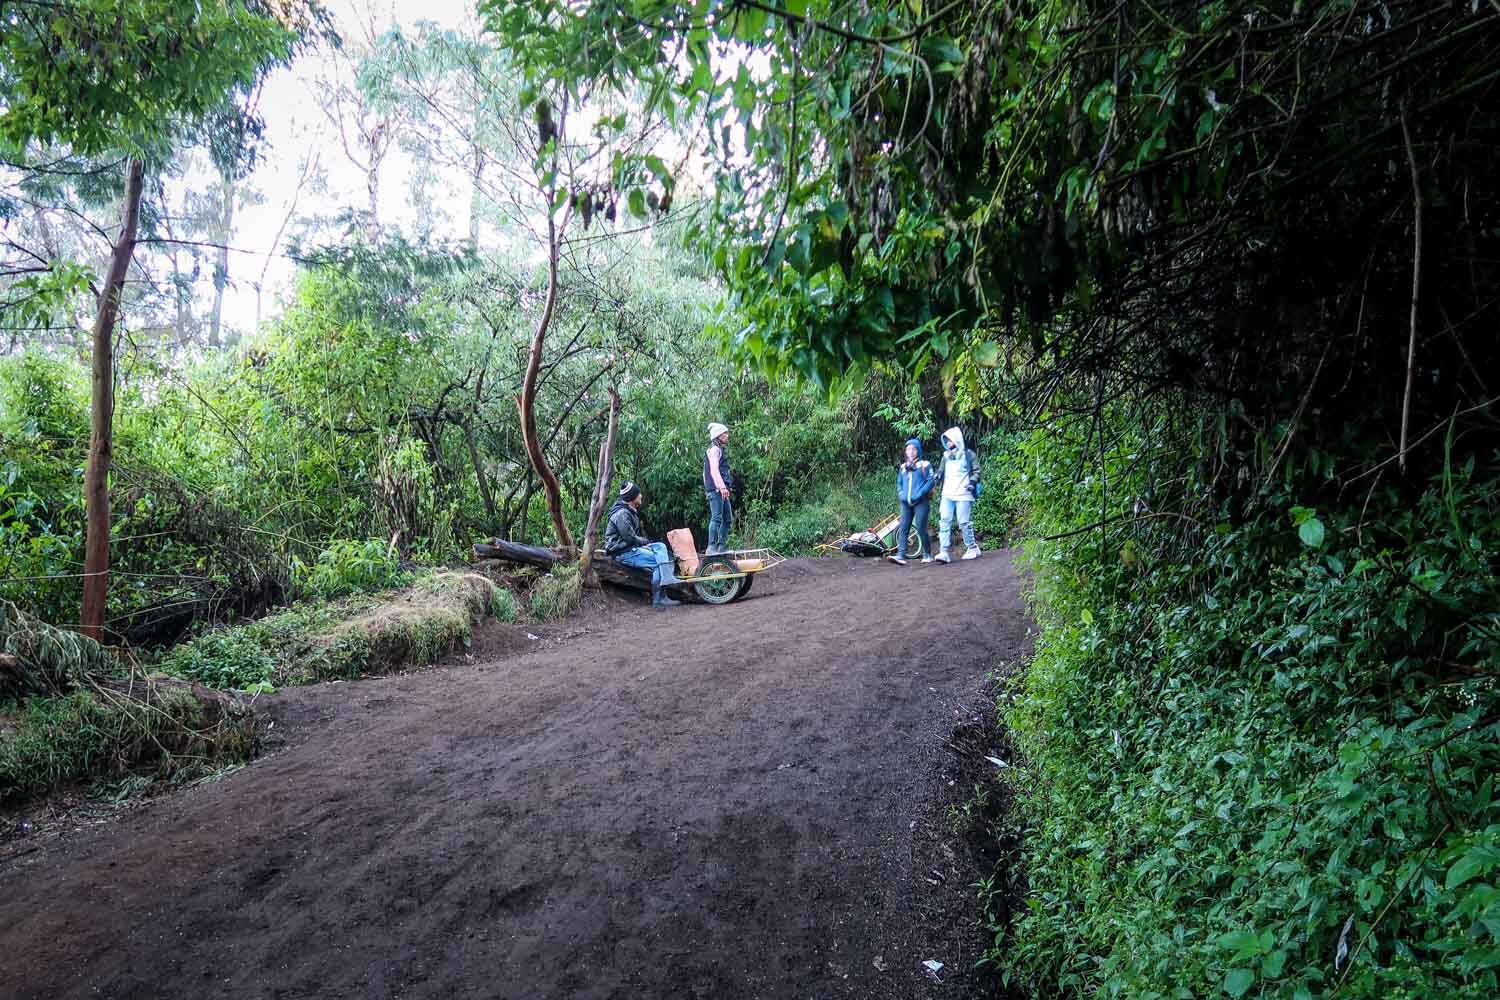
[939,497,977,552]
[706,492,732,551]
[615,542,672,586]
[897,497,931,558]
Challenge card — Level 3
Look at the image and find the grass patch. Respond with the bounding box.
[157,571,512,688]
[0,681,258,805]
[529,562,581,621]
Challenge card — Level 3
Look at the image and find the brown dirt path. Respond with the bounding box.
[0,552,1031,1000]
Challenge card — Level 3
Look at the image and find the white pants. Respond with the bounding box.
[939,497,977,552]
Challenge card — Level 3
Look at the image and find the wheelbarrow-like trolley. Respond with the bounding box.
[471,536,786,605]
[665,546,787,604]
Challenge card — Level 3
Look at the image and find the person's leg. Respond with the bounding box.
[895,501,914,560]
[706,494,725,553]
[938,497,955,560]
[914,497,932,558]
[957,499,980,556]
[722,497,734,551]
[615,546,655,576]
[649,541,680,586]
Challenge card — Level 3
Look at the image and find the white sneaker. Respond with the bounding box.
[962,547,983,560]
[934,551,951,564]
[887,555,907,566]
[920,556,934,564]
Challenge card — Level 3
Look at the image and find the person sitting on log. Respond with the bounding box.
[604,481,684,609]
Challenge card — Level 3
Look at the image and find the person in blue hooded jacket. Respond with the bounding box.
[889,438,935,565]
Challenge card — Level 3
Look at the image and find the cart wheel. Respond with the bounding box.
[730,571,755,602]
[693,555,744,605]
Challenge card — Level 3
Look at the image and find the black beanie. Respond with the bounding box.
[618,481,641,502]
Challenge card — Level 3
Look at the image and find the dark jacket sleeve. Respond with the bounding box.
[606,507,649,553]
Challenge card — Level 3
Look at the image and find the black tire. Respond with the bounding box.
[730,571,755,602]
[693,555,745,605]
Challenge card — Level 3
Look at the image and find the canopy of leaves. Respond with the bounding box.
[485,0,1500,482]
[0,0,311,154]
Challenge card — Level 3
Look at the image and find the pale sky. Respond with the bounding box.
[220,0,484,334]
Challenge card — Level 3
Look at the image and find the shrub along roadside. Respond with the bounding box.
[0,682,257,806]
[1,572,517,805]
[1,603,258,804]
[985,423,1500,998]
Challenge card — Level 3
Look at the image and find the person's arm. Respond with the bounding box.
[916,460,934,498]
[628,514,650,548]
[709,445,729,497]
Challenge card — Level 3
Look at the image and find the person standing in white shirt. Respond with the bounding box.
[934,426,982,563]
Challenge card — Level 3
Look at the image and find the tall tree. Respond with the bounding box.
[0,0,318,638]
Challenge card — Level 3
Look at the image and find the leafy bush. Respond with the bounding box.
[294,538,411,599]
[155,629,277,689]
[751,470,890,553]
[987,422,1500,998]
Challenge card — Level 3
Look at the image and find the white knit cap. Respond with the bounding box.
[708,422,729,440]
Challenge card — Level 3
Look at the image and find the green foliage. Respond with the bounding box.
[155,629,277,689]
[294,539,412,600]
[0,0,301,154]
[0,355,88,624]
[751,470,889,554]
[988,420,1500,998]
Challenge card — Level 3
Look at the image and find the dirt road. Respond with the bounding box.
[0,553,1030,999]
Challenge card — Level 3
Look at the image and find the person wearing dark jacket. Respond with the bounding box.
[889,438,935,565]
[604,481,683,608]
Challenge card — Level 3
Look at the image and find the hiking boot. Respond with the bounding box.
[962,547,983,560]
[887,555,907,566]
[934,551,951,564]
[652,591,682,608]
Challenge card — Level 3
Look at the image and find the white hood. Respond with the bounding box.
[942,426,966,453]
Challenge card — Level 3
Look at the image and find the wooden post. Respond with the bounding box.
[81,157,145,641]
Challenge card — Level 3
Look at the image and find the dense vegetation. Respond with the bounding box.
[4,1,1499,996]
[495,0,1500,995]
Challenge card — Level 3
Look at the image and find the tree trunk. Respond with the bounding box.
[515,475,536,544]
[209,175,235,349]
[468,142,484,249]
[578,387,620,588]
[364,119,388,241]
[517,213,575,551]
[465,420,499,525]
[81,158,145,642]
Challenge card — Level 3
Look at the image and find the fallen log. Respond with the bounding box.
[590,557,653,592]
[472,538,561,570]
[472,539,662,594]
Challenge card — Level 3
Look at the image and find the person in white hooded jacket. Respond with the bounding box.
[935,426,982,562]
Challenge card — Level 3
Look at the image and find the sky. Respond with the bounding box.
[219,0,483,334]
